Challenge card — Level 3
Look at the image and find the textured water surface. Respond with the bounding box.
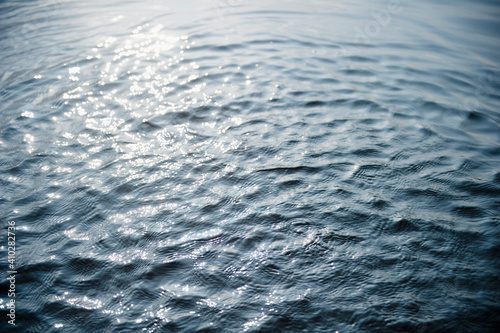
[1,0,500,332]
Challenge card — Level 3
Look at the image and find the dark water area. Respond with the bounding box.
[1,0,500,332]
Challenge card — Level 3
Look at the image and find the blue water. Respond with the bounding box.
[1,0,500,332]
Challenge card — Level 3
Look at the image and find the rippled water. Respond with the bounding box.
[1,0,500,332]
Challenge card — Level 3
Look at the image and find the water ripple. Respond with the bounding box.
[1,0,500,332]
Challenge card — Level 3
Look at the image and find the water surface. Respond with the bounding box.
[1,0,500,332]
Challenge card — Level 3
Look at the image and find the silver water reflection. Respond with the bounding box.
[0,0,499,332]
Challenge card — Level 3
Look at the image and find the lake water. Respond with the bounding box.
[1,0,500,332]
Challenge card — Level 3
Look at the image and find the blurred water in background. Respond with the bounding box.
[0,0,500,332]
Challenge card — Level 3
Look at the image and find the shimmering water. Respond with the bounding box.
[1,0,500,332]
